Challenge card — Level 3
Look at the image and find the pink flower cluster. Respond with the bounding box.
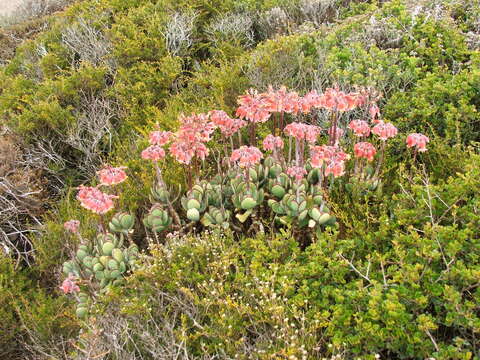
[354,142,377,161]
[97,166,128,186]
[284,122,322,143]
[286,166,307,182]
[349,120,371,137]
[230,146,263,168]
[149,131,172,146]
[236,89,271,123]
[263,86,301,114]
[310,145,349,178]
[136,86,430,188]
[142,130,172,162]
[235,86,376,121]
[319,87,359,112]
[170,113,215,164]
[372,122,398,141]
[141,145,166,161]
[60,275,80,294]
[77,185,117,215]
[262,134,284,151]
[209,110,246,137]
[406,133,429,152]
[64,220,80,234]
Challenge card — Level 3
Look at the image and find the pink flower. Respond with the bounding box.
[284,122,305,140]
[263,134,284,151]
[305,124,322,144]
[230,146,263,168]
[97,166,128,186]
[299,90,323,113]
[310,145,349,177]
[60,275,80,294]
[406,133,429,152]
[149,131,172,146]
[311,143,348,177]
[354,142,377,161]
[142,145,166,161]
[192,142,209,161]
[372,122,398,141]
[77,186,117,215]
[325,160,345,177]
[169,113,215,165]
[263,86,300,114]
[209,110,246,137]
[319,87,358,112]
[348,120,371,137]
[284,122,322,143]
[178,113,216,142]
[64,220,80,234]
[286,166,307,182]
[169,141,194,164]
[236,89,271,123]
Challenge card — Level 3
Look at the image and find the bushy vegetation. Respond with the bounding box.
[0,0,479,358]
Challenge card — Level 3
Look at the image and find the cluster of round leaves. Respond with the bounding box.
[62,213,139,318]
[144,156,336,237]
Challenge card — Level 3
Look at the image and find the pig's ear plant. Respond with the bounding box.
[61,85,430,318]
[61,166,139,318]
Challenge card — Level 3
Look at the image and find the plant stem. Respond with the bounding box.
[288,136,293,164]
[329,111,338,146]
[155,162,181,226]
[374,141,386,179]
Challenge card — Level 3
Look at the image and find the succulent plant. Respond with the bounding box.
[76,292,90,318]
[181,183,209,222]
[201,206,231,229]
[62,218,139,318]
[268,172,291,199]
[143,205,172,232]
[231,180,264,211]
[151,184,171,204]
[109,212,135,234]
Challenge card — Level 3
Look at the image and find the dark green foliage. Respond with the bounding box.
[0,255,78,359]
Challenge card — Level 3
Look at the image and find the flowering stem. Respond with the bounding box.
[154,162,165,187]
[245,167,251,194]
[299,140,305,167]
[374,141,386,179]
[99,215,107,234]
[359,159,365,181]
[186,165,193,190]
[280,111,284,132]
[249,123,257,146]
[329,111,338,146]
[238,131,242,147]
[155,162,181,226]
[295,139,301,166]
[288,136,293,164]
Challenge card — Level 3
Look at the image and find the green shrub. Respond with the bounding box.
[0,255,79,359]
[384,67,480,145]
